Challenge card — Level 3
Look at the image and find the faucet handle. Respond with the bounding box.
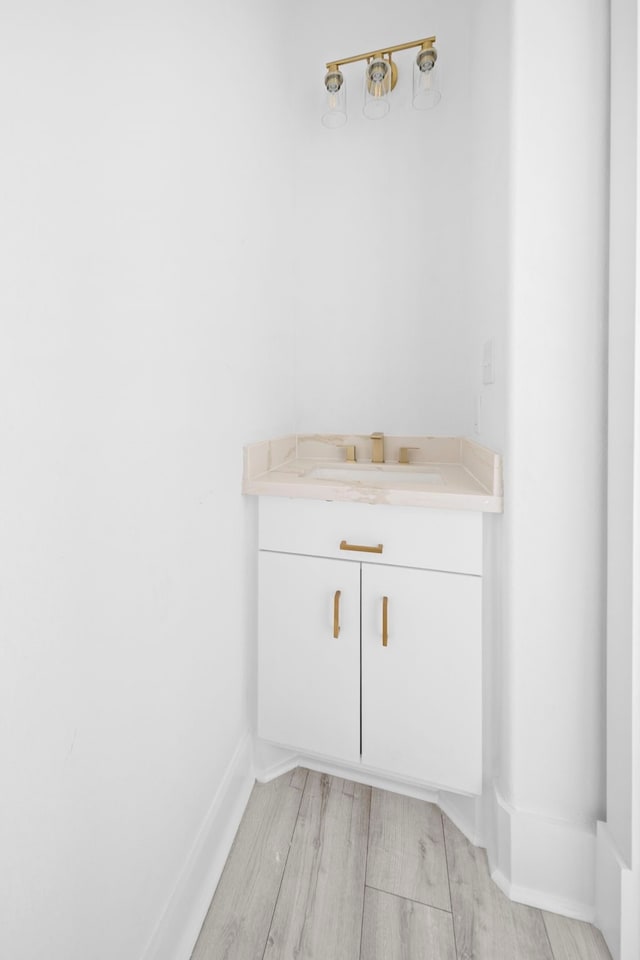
[370,432,385,464]
[399,446,419,464]
[339,444,357,462]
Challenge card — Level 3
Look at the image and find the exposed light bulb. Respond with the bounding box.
[322,68,347,128]
[413,45,441,110]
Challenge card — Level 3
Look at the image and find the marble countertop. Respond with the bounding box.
[243,434,503,513]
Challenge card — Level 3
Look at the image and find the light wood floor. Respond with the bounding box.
[191,769,612,960]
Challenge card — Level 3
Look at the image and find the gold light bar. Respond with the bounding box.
[326,35,436,71]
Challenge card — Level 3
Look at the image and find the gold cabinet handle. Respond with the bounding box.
[382,596,389,647]
[340,540,383,554]
[333,590,341,638]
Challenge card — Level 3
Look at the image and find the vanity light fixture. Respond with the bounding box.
[321,35,440,128]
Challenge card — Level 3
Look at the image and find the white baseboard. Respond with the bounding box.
[253,739,299,783]
[439,791,484,847]
[141,733,255,960]
[489,786,596,922]
[596,820,640,960]
[596,821,624,959]
[491,867,594,922]
[620,860,640,960]
[254,742,440,805]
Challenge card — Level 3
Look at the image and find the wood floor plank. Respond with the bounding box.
[190,769,307,960]
[360,887,456,960]
[542,911,612,960]
[263,771,371,960]
[366,789,451,911]
[443,814,554,960]
[288,767,310,791]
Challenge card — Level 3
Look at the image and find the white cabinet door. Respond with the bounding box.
[258,551,361,762]
[361,564,482,794]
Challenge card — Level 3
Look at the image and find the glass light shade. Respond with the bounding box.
[363,57,391,119]
[413,48,441,110]
[321,69,347,128]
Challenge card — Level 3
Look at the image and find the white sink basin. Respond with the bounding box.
[309,466,443,485]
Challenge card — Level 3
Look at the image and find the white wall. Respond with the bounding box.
[597,0,640,956]
[468,0,511,875]
[506,0,608,824]
[468,0,510,456]
[0,3,294,959]
[289,0,476,436]
[605,0,638,873]
[498,0,609,915]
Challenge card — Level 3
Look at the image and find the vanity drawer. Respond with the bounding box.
[258,497,482,575]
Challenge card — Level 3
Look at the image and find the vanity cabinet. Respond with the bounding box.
[257,498,483,795]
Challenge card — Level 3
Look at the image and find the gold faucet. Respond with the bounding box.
[371,432,385,463]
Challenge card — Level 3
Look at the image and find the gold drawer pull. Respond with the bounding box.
[339,540,383,554]
[382,596,389,647]
[333,590,341,638]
